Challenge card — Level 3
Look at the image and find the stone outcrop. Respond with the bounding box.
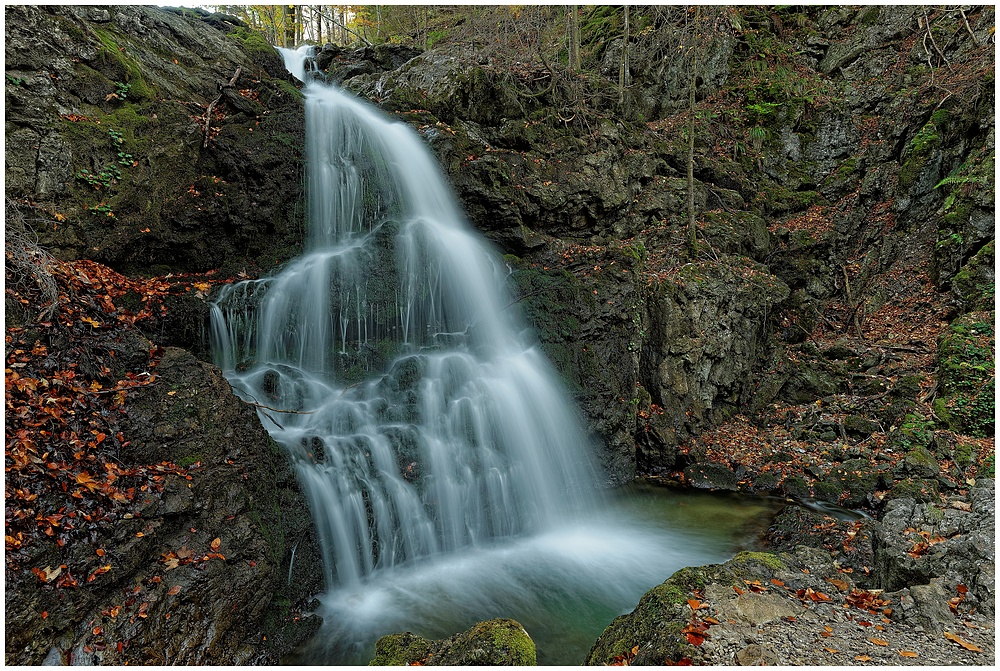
[4,5,306,275]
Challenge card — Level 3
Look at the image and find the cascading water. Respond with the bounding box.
[212,46,769,664]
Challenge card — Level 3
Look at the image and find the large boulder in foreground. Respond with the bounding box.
[370,618,536,666]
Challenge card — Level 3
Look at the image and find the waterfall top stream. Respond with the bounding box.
[211,46,762,664]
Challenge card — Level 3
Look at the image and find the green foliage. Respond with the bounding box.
[896,413,934,449]
[6,74,26,86]
[982,454,995,478]
[75,128,132,190]
[115,81,131,99]
[88,203,116,219]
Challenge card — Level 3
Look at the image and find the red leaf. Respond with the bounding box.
[684,632,705,646]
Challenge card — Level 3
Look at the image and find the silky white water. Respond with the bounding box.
[211,46,762,664]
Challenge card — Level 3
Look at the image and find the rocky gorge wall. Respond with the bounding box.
[5,4,995,665]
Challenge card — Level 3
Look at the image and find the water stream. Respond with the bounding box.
[211,46,778,665]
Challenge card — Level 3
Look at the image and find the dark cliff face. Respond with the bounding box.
[5,4,305,276]
[334,6,994,489]
[5,7,322,665]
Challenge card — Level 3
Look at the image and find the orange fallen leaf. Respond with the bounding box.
[210,537,221,552]
[868,637,889,646]
[943,631,981,652]
[899,650,918,658]
[687,599,704,610]
[827,578,849,591]
[823,647,838,653]
[167,585,181,596]
[855,655,872,661]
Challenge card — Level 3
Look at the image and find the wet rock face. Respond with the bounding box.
[3,347,323,665]
[4,5,305,275]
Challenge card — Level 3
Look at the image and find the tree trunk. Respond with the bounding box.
[619,5,630,105]
[567,6,581,72]
[686,7,699,256]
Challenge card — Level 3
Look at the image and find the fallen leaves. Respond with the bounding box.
[795,587,832,603]
[609,645,640,666]
[31,565,62,583]
[899,650,918,658]
[867,637,889,646]
[826,577,849,591]
[943,631,982,652]
[5,251,212,579]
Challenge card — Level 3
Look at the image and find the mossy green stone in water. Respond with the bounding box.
[369,632,433,666]
[370,619,535,666]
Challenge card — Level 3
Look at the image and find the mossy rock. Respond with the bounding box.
[890,375,924,400]
[936,312,995,438]
[903,446,940,478]
[879,399,916,428]
[369,632,434,666]
[781,475,811,500]
[951,241,995,313]
[827,459,880,507]
[370,619,535,666]
[884,478,939,504]
[682,462,739,491]
[843,415,879,437]
[812,479,843,504]
[586,552,784,666]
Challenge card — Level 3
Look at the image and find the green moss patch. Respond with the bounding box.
[936,313,995,437]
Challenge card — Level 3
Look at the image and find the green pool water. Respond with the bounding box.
[291,482,785,665]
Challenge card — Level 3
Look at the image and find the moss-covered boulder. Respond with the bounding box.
[903,446,941,478]
[934,312,995,438]
[369,619,535,666]
[951,240,995,313]
[585,551,789,666]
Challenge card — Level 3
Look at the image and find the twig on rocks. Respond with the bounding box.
[203,66,242,148]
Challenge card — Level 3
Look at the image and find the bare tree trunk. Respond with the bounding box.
[619,5,630,105]
[567,6,581,72]
[686,6,700,256]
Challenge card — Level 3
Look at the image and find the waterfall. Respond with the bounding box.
[211,47,600,591]
[211,46,760,665]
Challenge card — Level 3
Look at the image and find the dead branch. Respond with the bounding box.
[246,400,314,414]
[923,9,952,68]
[203,67,242,148]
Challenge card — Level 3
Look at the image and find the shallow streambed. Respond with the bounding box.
[291,483,784,665]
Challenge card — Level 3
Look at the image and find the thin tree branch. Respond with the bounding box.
[203,67,241,148]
